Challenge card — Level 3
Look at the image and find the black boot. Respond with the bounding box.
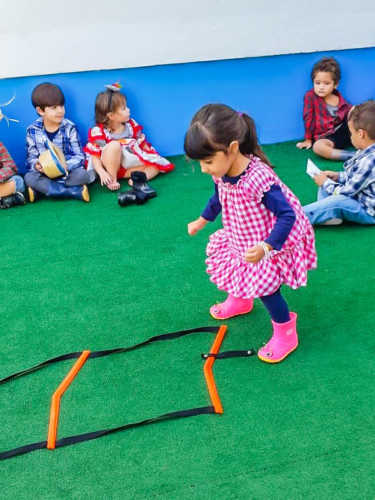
[130,171,157,199]
[0,192,26,209]
[118,189,148,207]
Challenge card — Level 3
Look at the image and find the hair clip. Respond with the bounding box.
[0,95,19,127]
[105,82,122,92]
[237,111,243,117]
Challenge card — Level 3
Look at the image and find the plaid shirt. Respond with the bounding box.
[0,141,18,182]
[26,117,85,172]
[323,143,375,216]
[302,89,351,141]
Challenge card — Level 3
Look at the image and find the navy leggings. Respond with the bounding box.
[260,289,290,323]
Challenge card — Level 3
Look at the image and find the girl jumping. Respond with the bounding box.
[185,104,317,363]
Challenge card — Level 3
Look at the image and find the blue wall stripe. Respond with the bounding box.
[0,46,374,173]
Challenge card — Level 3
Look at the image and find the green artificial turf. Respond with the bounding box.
[1,142,374,499]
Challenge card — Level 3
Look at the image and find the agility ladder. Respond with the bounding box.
[0,325,255,460]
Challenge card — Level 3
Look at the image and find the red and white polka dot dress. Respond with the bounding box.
[205,156,317,298]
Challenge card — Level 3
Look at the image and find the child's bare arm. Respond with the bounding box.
[323,170,340,181]
[91,156,112,185]
[245,243,273,263]
[187,216,208,236]
[296,139,312,149]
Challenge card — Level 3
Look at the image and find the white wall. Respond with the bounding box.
[1,0,375,79]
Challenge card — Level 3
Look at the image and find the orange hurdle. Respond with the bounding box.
[47,350,91,450]
[203,325,227,414]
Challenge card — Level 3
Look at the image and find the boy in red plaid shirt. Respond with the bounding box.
[296,57,354,161]
[0,141,25,209]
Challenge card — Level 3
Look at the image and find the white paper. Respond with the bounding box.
[306,159,322,178]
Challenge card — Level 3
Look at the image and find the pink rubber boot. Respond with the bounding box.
[210,294,253,320]
[258,312,298,363]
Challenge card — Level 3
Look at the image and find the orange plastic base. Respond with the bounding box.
[203,325,227,414]
[47,350,90,450]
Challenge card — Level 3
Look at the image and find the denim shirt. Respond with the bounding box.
[26,117,85,172]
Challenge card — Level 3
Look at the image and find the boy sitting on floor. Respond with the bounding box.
[304,100,375,225]
[24,83,95,202]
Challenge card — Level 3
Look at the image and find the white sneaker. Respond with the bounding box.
[323,218,343,225]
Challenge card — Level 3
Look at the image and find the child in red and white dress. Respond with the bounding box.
[84,83,174,191]
[185,104,317,363]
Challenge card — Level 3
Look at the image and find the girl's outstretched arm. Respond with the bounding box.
[188,216,208,235]
[189,183,221,235]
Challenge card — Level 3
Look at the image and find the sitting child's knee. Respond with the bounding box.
[105,141,121,153]
[312,141,321,154]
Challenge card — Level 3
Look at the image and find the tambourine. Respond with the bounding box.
[39,141,67,178]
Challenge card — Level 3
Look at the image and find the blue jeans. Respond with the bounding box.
[24,168,95,195]
[10,175,25,193]
[303,187,375,225]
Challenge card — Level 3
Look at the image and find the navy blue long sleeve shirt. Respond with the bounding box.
[201,174,296,250]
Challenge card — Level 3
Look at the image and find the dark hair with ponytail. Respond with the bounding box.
[184,104,272,167]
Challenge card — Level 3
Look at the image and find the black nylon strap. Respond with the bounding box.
[0,352,83,385]
[0,440,47,461]
[0,406,215,461]
[201,349,256,360]
[56,406,215,448]
[1,326,219,386]
[89,326,220,358]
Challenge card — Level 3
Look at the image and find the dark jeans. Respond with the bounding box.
[24,168,95,195]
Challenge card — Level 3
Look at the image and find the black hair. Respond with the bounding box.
[184,104,272,167]
[31,83,65,110]
[311,57,341,84]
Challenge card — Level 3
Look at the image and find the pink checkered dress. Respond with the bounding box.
[206,156,317,298]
